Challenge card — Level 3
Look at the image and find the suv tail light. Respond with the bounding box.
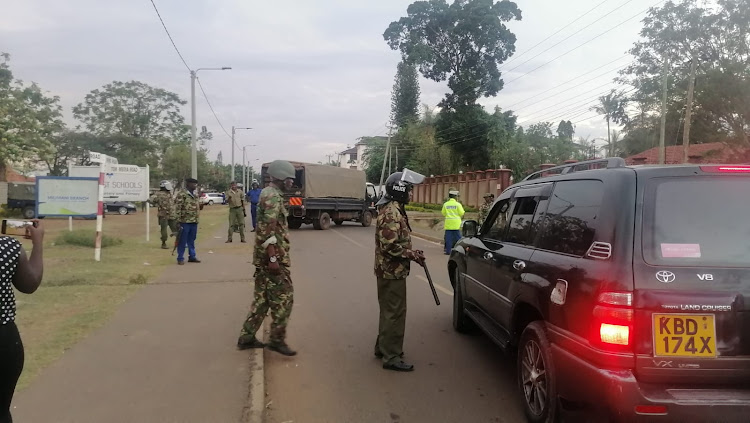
[591,291,633,350]
[700,165,750,173]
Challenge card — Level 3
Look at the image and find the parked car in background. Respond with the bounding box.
[449,158,750,422]
[105,202,137,215]
[200,192,224,205]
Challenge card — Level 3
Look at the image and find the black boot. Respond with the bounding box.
[268,342,297,356]
[237,337,265,350]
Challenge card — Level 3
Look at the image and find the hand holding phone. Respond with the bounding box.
[25,220,44,245]
[2,219,36,237]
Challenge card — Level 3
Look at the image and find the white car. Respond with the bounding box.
[200,192,224,205]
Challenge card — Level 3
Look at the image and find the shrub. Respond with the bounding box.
[56,230,123,248]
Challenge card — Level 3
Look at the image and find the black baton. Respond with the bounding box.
[422,262,440,306]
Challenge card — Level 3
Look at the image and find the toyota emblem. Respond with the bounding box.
[655,270,676,284]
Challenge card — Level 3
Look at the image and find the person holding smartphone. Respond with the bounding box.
[0,220,44,423]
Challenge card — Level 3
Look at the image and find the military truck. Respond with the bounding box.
[260,162,377,230]
[7,182,36,219]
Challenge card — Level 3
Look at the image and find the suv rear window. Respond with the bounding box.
[643,176,750,267]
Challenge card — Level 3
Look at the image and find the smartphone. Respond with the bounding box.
[1,219,36,237]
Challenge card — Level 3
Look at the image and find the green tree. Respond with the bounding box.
[619,0,750,147]
[591,90,629,156]
[390,60,421,128]
[73,80,187,140]
[0,53,63,179]
[384,0,522,109]
[556,120,575,141]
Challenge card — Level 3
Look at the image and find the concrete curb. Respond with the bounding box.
[411,231,444,245]
[242,319,268,423]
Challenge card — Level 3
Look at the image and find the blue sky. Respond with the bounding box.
[2,0,662,167]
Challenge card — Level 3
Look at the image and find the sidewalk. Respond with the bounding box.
[12,226,264,423]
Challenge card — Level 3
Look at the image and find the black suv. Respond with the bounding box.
[448,158,750,422]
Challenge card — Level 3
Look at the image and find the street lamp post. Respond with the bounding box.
[241,145,257,188]
[231,126,252,182]
[190,67,231,180]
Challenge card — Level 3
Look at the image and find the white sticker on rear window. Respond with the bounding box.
[661,243,701,258]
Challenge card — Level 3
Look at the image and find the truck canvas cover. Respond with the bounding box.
[262,162,366,200]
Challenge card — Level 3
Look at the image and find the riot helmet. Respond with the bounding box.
[379,168,425,205]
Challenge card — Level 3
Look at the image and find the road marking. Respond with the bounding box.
[417,275,453,297]
[330,229,366,249]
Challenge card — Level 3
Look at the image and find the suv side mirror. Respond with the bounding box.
[462,220,478,238]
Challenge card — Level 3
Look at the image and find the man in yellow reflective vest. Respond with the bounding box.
[441,189,465,255]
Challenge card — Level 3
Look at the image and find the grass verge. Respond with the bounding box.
[13,206,227,390]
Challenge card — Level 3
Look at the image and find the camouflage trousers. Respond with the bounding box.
[228,207,245,241]
[239,266,294,345]
[374,277,407,365]
[159,217,178,243]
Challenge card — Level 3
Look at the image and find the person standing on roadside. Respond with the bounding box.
[226,181,247,243]
[175,178,203,265]
[237,160,297,357]
[248,181,262,232]
[374,169,426,372]
[441,188,465,255]
[154,180,178,249]
[1,221,44,423]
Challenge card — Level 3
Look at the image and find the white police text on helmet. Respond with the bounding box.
[392,184,407,193]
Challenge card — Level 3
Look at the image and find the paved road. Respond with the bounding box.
[12,228,261,423]
[265,223,527,423]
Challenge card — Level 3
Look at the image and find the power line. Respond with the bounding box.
[503,0,665,86]
[504,0,636,74]
[501,0,615,69]
[196,77,232,140]
[149,0,190,72]
[505,55,631,110]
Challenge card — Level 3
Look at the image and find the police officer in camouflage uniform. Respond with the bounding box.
[478,193,494,226]
[237,160,297,357]
[226,181,247,243]
[175,177,203,265]
[374,169,426,372]
[154,180,178,249]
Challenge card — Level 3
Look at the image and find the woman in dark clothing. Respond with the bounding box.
[0,221,44,423]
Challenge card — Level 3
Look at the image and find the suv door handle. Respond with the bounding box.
[483,252,494,261]
[513,260,526,271]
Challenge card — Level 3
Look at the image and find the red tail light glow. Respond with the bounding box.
[600,324,630,345]
[700,165,750,173]
[592,291,633,350]
[635,405,667,415]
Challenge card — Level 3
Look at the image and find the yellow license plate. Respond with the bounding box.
[653,314,717,358]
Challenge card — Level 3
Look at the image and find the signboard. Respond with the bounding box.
[69,165,150,202]
[88,151,118,166]
[36,177,99,217]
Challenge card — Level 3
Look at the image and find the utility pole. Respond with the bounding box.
[231,126,236,182]
[378,129,392,196]
[191,71,198,179]
[395,146,399,172]
[388,143,392,176]
[682,53,698,163]
[325,153,333,165]
[242,146,246,189]
[189,67,231,179]
[658,54,670,165]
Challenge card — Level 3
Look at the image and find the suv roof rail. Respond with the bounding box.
[522,157,626,181]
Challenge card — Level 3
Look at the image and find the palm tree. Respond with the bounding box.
[592,90,629,157]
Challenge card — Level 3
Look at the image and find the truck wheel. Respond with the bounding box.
[288,218,302,229]
[333,219,344,226]
[22,206,35,219]
[313,213,331,230]
[361,211,373,227]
